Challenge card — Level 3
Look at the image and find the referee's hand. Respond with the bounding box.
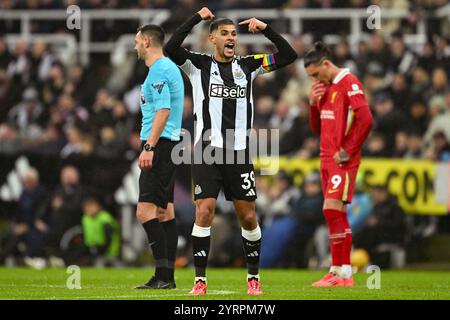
[198,7,215,21]
[139,150,154,170]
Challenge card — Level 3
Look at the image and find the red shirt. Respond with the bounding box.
[310,69,373,168]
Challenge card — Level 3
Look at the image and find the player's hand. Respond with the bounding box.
[333,148,350,167]
[309,80,326,105]
[139,150,154,170]
[198,7,215,21]
[238,18,267,33]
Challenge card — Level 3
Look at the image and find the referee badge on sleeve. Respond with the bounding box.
[152,81,165,94]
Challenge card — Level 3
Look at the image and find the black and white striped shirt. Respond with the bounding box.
[165,13,297,150]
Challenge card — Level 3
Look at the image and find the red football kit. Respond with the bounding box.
[309,68,373,203]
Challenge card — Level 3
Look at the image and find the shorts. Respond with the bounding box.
[139,138,177,209]
[320,164,359,204]
[192,145,257,201]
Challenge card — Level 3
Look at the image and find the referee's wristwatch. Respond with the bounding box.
[143,143,155,152]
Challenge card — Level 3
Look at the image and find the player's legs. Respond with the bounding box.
[314,167,356,287]
[233,199,263,295]
[136,202,169,288]
[135,139,177,289]
[157,203,177,288]
[189,197,216,295]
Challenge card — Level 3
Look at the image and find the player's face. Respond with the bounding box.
[306,60,332,84]
[134,32,146,60]
[210,24,237,61]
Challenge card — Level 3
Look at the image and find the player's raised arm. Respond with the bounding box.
[239,17,297,71]
[164,7,215,66]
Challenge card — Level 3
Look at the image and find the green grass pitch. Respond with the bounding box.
[1,267,449,300]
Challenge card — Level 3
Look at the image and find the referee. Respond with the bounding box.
[165,7,297,295]
[133,25,184,289]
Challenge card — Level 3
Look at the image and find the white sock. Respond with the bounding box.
[341,265,353,279]
[329,265,341,276]
[247,274,260,281]
[195,276,207,284]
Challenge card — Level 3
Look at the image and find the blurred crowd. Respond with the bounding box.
[1,2,450,268]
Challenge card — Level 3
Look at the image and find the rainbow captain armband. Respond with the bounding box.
[253,54,276,72]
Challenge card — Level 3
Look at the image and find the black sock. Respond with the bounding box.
[192,235,210,277]
[142,218,168,281]
[242,236,261,276]
[162,219,178,282]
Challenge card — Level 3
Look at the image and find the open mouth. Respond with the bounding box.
[224,43,235,55]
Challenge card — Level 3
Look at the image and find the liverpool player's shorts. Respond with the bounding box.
[139,138,177,209]
[192,145,257,201]
[320,164,359,204]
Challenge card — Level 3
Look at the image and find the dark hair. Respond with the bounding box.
[209,18,235,33]
[83,194,103,206]
[304,41,332,68]
[137,24,165,47]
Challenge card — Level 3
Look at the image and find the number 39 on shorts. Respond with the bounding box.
[241,171,255,190]
[331,174,342,189]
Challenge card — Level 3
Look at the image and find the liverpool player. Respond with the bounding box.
[305,42,373,287]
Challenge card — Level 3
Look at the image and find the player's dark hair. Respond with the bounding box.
[304,41,332,68]
[137,24,165,47]
[209,18,235,33]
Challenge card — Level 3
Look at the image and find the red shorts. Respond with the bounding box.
[320,165,359,203]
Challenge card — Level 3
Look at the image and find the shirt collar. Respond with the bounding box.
[332,68,350,84]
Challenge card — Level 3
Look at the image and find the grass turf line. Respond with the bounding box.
[1,267,449,300]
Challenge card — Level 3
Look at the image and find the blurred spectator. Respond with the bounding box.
[259,171,301,267]
[364,132,389,157]
[408,100,428,135]
[81,196,120,266]
[7,87,43,136]
[424,90,450,145]
[392,130,408,158]
[280,97,314,155]
[0,123,22,156]
[29,165,85,266]
[372,91,408,154]
[404,131,424,159]
[257,171,301,223]
[284,172,324,268]
[424,131,450,161]
[0,168,46,265]
[387,31,416,76]
[94,126,124,159]
[353,185,406,266]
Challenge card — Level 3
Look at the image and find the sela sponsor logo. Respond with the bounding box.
[320,110,335,120]
[348,83,364,97]
[210,83,246,99]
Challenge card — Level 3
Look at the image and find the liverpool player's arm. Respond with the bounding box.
[164,8,214,69]
[338,80,373,162]
[308,80,325,135]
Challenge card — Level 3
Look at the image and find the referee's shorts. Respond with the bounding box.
[139,138,177,209]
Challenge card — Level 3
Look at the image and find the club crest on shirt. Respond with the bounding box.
[233,69,245,80]
[152,81,165,94]
[331,91,338,104]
